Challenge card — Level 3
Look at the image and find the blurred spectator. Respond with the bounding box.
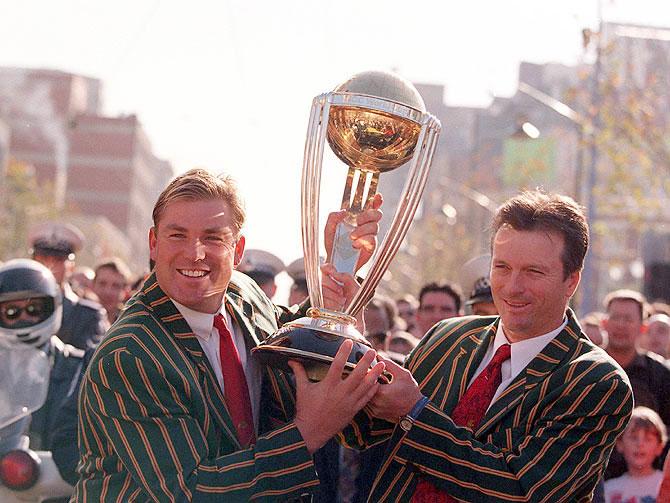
[581,311,608,348]
[604,407,666,503]
[286,257,309,306]
[646,314,670,360]
[396,294,419,336]
[92,258,132,324]
[460,254,497,316]
[28,221,108,349]
[237,249,284,301]
[363,295,393,352]
[603,289,670,479]
[387,330,417,356]
[651,302,670,317]
[70,266,96,298]
[415,281,462,335]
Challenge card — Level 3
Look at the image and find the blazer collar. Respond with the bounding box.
[139,273,255,449]
[475,309,582,437]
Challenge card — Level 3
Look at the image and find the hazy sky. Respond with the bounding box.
[2,0,670,275]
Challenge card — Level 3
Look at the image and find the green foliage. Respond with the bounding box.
[0,160,58,261]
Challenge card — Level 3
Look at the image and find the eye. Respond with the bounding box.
[168,232,186,239]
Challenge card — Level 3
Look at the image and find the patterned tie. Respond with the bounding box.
[213,314,255,447]
[412,343,512,502]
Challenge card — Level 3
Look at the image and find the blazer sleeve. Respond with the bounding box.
[84,347,318,502]
[389,371,633,502]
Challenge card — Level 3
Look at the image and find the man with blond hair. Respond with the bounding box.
[73,168,385,502]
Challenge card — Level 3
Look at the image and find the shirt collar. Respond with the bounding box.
[494,317,568,377]
[172,300,228,341]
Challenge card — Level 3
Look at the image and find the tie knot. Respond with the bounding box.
[213,313,227,332]
[491,343,511,365]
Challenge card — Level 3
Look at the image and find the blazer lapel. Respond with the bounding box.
[141,274,241,449]
[476,310,582,438]
[431,320,497,413]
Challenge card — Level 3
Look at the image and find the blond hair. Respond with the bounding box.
[152,168,246,236]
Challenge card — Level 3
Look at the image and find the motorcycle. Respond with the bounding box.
[0,345,74,502]
[0,259,75,502]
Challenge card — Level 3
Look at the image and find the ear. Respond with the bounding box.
[565,270,581,299]
[149,227,158,262]
[234,235,245,268]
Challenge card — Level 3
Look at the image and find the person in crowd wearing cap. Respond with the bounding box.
[71,168,385,502]
[461,254,498,316]
[415,281,462,335]
[287,256,321,307]
[92,257,132,325]
[335,190,632,501]
[237,249,285,301]
[29,222,108,349]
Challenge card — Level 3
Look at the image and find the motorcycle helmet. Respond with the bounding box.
[0,259,62,348]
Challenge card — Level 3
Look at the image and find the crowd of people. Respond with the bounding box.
[1,167,670,502]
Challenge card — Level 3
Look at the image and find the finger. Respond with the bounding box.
[323,339,354,384]
[354,381,380,411]
[364,193,383,211]
[288,360,309,389]
[351,360,386,402]
[380,358,405,376]
[341,348,378,391]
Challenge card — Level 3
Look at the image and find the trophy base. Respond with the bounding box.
[252,310,390,383]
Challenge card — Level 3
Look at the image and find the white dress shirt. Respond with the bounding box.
[469,317,568,407]
[172,300,262,432]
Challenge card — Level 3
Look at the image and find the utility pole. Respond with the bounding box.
[579,0,604,316]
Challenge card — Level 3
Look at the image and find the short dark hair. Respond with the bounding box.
[603,289,648,321]
[491,190,588,279]
[418,282,462,313]
[94,257,131,285]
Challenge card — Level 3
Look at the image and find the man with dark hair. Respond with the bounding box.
[341,190,633,501]
[92,257,132,324]
[415,281,462,335]
[603,288,670,479]
[72,168,385,502]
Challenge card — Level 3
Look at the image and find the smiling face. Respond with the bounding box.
[491,226,580,342]
[149,198,245,314]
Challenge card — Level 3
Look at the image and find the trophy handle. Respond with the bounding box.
[302,95,329,310]
[344,114,440,317]
[330,167,380,274]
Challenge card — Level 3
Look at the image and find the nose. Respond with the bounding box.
[505,271,525,295]
[184,238,206,261]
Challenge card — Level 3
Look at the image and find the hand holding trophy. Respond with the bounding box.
[253,71,440,381]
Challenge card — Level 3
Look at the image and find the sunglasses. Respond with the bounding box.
[0,298,53,327]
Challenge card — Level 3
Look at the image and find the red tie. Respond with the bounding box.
[213,314,255,447]
[412,344,511,502]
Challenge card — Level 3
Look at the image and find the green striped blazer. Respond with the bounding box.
[341,310,633,502]
[72,271,318,502]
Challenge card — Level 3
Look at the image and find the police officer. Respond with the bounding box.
[237,248,285,301]
[28,222,108,349]
[460,254,498,316]
[0,259,88,501]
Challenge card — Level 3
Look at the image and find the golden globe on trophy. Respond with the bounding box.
[252,70,441,381]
